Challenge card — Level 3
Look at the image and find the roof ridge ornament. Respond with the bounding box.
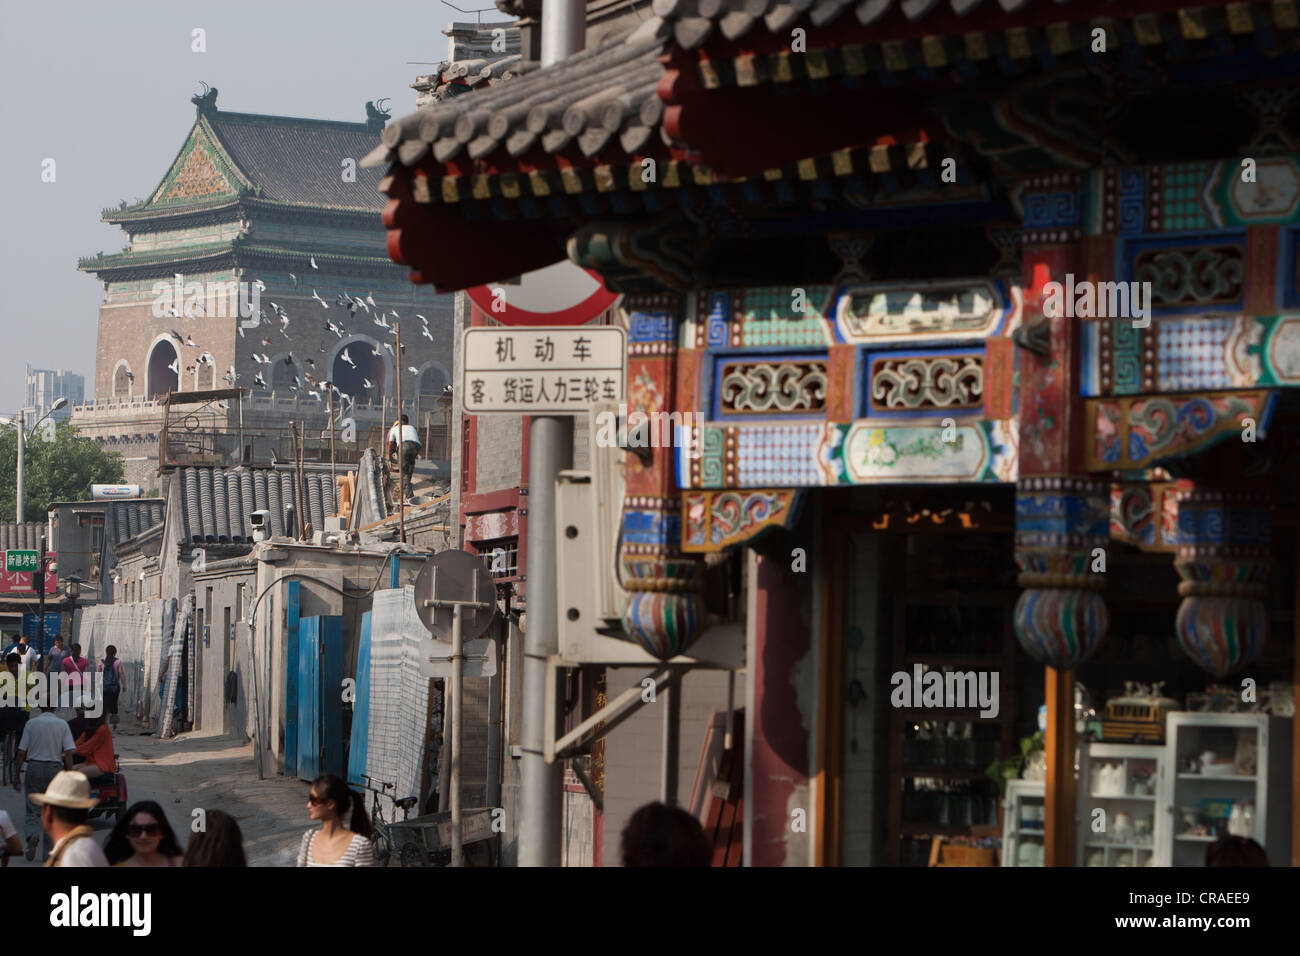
[192,82,219,115]
[366,98,393,130]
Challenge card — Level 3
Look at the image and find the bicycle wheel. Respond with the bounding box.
[373,825,392,867]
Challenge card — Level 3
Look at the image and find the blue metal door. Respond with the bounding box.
[346,611,372,787]
[297,616,320,781]
[320,616,344,777]
[284,582,301,775]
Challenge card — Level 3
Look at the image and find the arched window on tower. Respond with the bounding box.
[113,362,133,398]
[147,340,180,398]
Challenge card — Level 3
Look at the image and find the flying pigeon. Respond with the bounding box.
[310,256,319,270]
[373,313,389,330]
[261,337,273,346]
[288,273,298,288]
[363,378,373,390]
[198,352,215,367]
[383,343,394,356]
[167,358,180,375]
[417,314,428,324]
[283,353,294,365]
[312,289,329,308]
[170,329,184,343]
[253,279,266,292]
[185,335,197,347]
[420,326,433,341]
[125,371,135,384]
[408,366,419,375]
[165,306,180,318]
[308,391,321,402]
[251,354,265,365]
[340,348,355,368]
[254,373,268,389]
[365,292,376,308]
[370,346,382,358]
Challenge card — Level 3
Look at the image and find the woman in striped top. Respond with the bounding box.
[297,773,375,867]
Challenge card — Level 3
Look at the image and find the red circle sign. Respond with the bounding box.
[466,261,619,326]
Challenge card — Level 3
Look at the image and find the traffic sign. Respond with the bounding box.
[465,260,619,326]
[5,550,38,573]
[414,549,498,642]
[461,326,626,415]
[419,638,498,679]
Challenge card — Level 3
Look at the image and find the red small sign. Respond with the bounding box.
[466,261,619,327]
[0,553,57,596]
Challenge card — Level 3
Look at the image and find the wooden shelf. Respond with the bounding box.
[1087,793,1157,800]
[901,767,990,778]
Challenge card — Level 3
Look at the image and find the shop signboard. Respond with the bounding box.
[0,551,56,595]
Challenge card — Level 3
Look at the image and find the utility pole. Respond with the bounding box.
[15,422,24,523]
[329,388,337,495]
[36,533,47,656]
[395,322,406,544]
[520,0,585,868]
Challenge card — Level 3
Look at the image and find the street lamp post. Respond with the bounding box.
[2,396,69,523]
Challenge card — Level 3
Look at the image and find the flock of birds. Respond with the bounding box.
[164,256,449,408]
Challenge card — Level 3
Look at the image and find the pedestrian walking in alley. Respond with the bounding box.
[2,652,37,727]
[62,643,90,699]
[105,801,185,867]
[98,645,124,728]
[183,810,247,867]
[30,770,108,867]
[70,711,115,779]
[43,636,68,676]
[3,635,38,673]
[0,809,22,865]
[11,705,75,861]
[620,802,712,867]
[297,773,374,866]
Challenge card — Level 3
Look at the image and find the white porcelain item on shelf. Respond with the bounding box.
[1113,812,1133,844]
[1087,850,1105,867]
[1023,749,1047,781]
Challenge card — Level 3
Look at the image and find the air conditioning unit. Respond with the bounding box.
[555,403,744,668]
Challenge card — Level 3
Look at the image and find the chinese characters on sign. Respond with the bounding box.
[462,326,626,414]
[0,551,57,596]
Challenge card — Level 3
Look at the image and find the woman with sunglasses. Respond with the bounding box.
[105,801,185,866]
[296,773,374,866]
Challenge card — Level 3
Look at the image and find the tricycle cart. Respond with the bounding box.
[388,807,499,867]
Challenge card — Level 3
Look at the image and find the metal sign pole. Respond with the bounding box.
[450,598,463,866]
[419,559,494,867]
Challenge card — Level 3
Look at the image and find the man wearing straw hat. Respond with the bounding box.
[29,770,108,867]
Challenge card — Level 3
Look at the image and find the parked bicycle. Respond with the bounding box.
[361,775,417,867]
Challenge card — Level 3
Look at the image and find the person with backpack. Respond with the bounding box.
[98,645,124,728]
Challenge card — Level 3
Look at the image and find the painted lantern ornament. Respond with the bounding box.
[1014,587,1109,669]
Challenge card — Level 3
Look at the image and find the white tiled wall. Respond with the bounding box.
[602,665,744,866]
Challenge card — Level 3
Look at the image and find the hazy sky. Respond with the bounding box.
[0,0,510,411]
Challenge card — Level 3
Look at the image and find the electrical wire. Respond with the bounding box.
[243,549,421,631]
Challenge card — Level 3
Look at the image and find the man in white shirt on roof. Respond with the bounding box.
[387,414,421,498]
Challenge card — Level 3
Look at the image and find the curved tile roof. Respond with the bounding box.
[649,0,1100,48]
[364,18,672,171]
